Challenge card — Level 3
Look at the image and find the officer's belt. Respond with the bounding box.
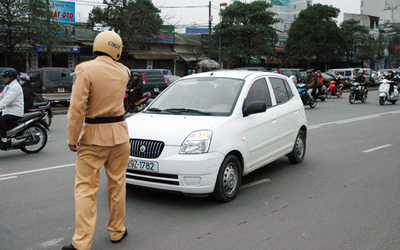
[85,115,125,124]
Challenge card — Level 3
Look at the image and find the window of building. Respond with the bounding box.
[294,5,296,9]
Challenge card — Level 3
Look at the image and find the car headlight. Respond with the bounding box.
[179,130,212,154]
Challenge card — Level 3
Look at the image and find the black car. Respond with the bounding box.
[129,69,168,98]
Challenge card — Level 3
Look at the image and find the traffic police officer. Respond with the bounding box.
[63,31,130,250]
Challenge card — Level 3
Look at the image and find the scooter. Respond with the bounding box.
[297,83,317,108]
[124,91,152,114]
[326,79,344,98]
[26,102,53,127]
[349,82,367,104]
[378,79,399,105]
[0,111,49,154]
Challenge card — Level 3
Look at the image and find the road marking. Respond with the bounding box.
[309,110,400,130]
[363,144,392,153]
[0,176,18,181]
[240,178,271,190]
[0,163,75,179]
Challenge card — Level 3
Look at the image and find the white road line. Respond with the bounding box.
[0,176,18,181]
[363,144,392,153]
[0,163,75,178]
[309,110,400,130]
[240,178,271,190]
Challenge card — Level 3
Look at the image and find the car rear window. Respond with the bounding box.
[45,71,73,82]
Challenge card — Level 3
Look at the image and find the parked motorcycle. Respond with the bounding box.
[26,102,53,127]
[297,83,317,108]
[378,79,399,105]
[349,82,367,104]
[326,79,344,99]
[124,90,152,114]
[0,111,49,154]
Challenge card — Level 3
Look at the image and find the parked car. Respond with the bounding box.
[164,75,181,86]
[326,68,377,86]
[280,68,307,83]
[125,70,308,202]
[26,67,73,106]
[129,69,168,97]
[160,69,173,75]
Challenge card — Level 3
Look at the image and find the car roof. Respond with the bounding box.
[183,70,287,80]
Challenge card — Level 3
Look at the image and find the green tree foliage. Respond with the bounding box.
[340,19,369,66]
[0,0,62,67]
[210,1,279,67]
[286,4,341,66]
[88,0,163,60]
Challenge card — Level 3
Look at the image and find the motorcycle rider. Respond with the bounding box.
[0,68,24,149]
[304,69,317,100]
[316,70,324,96]
[127,72,143,111]
[354,70,367,96]
[385,70,396,97]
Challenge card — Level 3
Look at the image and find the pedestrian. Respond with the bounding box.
[63,31,130,250]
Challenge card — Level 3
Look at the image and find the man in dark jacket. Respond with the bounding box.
[127,72,143,111]
[304,69,317,100]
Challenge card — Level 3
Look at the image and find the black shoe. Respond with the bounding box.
[111,229,128,244]
[62,244,78,250]
[0,141,7,150]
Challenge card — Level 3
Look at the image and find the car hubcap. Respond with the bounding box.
[296,136,304,158]
[223,164,237,195]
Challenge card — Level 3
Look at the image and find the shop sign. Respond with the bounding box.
[36,46,80,53]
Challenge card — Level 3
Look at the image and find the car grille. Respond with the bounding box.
[126,169,179,186]
[130,139,164,159]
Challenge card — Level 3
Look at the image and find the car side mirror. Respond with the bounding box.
[243,101,267,117]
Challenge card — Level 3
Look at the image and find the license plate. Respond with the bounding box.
[58,88,65,93]
[154,87,159,92]
[128,159,159,172]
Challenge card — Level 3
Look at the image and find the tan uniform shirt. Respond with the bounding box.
[67,56,130,146]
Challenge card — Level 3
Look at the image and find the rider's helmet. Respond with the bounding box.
[358,70,364,75]
[93,31,123,61]
[1,68,18,82]
[334,71,339,75]
[306,69,312,74]
[132,72,139,77]
[316,70,321,76]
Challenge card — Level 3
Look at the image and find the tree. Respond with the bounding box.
[340,19,369,66]
[286,4,341,69]
[210,1,279,68]
[0,0,62,67]
[88,0,163,62]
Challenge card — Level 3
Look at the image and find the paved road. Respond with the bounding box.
[0,90,399,250]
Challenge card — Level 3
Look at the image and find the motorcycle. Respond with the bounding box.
[326,79,344,98]
[26,102,53,127]
[297,83,317,108]
[316,85,327,101]
[349,82,367,104]
[378,79,399,105]
[124,90,152,114]
[0,111,49,154]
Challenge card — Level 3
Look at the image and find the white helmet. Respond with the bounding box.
[93,31,123,61]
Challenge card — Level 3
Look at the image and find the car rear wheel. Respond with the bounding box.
[212,155,242,202]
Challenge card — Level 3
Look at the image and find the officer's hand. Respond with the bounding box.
[68,144,79,152]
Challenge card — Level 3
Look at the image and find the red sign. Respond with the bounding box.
[396,45,400,51]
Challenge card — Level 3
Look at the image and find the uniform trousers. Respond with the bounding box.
[72,142,130,250]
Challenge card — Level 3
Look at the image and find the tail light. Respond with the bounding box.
[41,86,46,93]
[364,70,367,75]
[279,70,282,74]
[142,72,146,84]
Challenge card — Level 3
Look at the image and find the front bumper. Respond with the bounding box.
[126,146,225,195]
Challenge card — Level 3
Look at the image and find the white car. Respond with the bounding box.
[126,70,308,202]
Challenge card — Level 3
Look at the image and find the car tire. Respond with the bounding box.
[212,155,242,202]
[288,130,306,164]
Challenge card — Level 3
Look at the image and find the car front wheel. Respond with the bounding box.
[212,155,242,202]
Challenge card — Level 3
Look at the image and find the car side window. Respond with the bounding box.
[269,77,291,104]
[245,78,272,107]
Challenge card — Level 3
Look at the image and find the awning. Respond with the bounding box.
[177,53,208,62]
[128,50,181,60]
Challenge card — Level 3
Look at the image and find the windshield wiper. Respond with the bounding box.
[164,108,213,115]
[147,108,162,113]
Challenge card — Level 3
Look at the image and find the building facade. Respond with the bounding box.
[361,0,400,24]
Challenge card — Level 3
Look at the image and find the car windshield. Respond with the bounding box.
[45,70,73,82]
[146,77,244,116]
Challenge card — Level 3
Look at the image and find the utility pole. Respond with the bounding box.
[208,1,212,38]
